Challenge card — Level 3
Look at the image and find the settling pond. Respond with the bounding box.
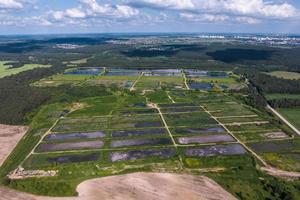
[110,149,176,162]
[37,140,104,152]
[45,131,105,141]
[185,144,246,157]
[112,128,166,137]
[178,134,234,144]
[47,152,100,164]
[111,138,172,148]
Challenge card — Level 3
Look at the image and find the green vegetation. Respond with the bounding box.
[0,103,67,180]
[267,71,300,80]
[278,108,300,130]
[0,61,51,79]
[1,34,300,199]
[265,93,300,100]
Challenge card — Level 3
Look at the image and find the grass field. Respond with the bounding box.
[265,93,300,100]
[2,73,300,199]
[278,108,300,130]
[267,71,300,80]
[135,76,184,90]
[0,61,51,79]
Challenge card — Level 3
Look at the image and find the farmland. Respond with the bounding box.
[0,68,299,200]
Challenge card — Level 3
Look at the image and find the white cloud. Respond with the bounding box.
[81,0,139,18]
[180,12,261,24]
[198,0,299,19]
[48,0,140,24]
[129,0,195,10]
[0,0,23,9]
[130,0,299,21]
[31,16,52,26]
[235,16,260,24]
[0,13,52,27]
[180,13,229,22]
[66,8,86,19]
[115,5,139,18]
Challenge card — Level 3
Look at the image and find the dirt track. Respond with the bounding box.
[0,124,28,167]
[0,173,237,200]
[261,167,300,179]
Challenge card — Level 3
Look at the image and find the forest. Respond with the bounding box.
[237,69,300,94]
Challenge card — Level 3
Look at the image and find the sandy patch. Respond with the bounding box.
[68,103,89,112]
[263,132,288,139]
[0,124,28,166]
[0,173,236,200]
[261,167,300,179]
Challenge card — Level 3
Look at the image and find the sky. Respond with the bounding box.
[1,0,300,35]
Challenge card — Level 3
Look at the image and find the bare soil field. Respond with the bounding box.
[0,124,28,166]
[0,173,237,200]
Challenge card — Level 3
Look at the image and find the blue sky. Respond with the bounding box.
[1,0,300,35]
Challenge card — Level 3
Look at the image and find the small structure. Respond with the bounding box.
[8,167,57,180]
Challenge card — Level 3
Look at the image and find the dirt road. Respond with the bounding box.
[267,104,300,136]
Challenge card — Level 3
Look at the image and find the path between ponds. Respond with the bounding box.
[0,172,237,200]
[182,71,190,90]
[130,72,144,91]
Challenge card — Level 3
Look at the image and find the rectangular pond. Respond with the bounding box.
[111,138,172,148]
[144,69,182,77]
[178,134,235,144]
[112,128,166,137]
[174,126,226,134]
[160,106,203,113]
[248,140,298,153]
[105,71,141,76]
[44,131,105,141]
[158,103,196,108]
[64,68,103,75]
[105,69,142,76]
[185,144,247,157]
[37,140,104,152]
[47,153,101,164]
[188,82,213,90]
[118,109,158,115]
[110,149,176,162]
[134,121,163,128]
[185,70,229,78]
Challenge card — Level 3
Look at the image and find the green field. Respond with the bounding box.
[278,108,300,130]
[0,61,51,79]
[267,71,300,80]
[1,72,300,199]
[265,93,300,100]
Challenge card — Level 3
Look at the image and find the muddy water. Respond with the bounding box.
[45,131,105,141]
[38,140,104,152]
[178,134,235,144]
[111,138,171,148]
[175,126,225,134]
[112,128,166,137]
[186,144,247,157]
[48,153,100,164]
[110,149,176,162]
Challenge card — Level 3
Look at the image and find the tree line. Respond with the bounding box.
[0,62,110,125]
